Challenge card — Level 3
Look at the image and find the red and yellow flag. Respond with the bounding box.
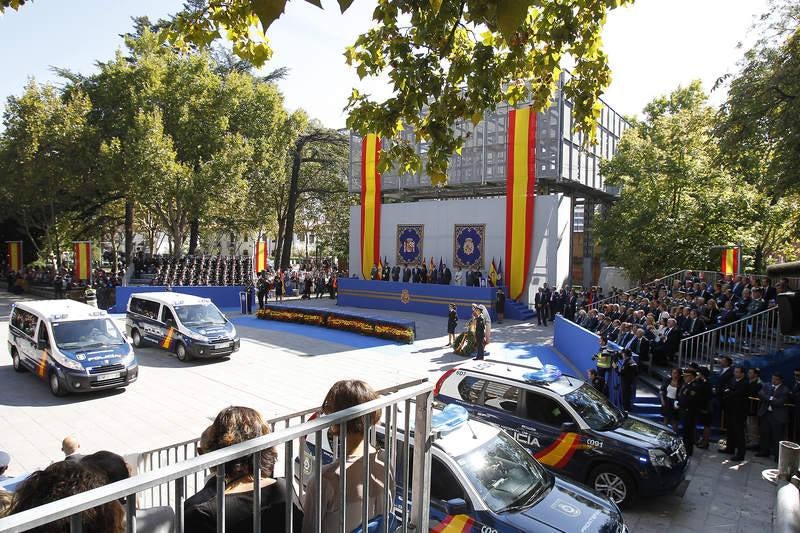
[489,258,497,287]
[377,257,383,280]
[254,238,268,274]
[73,241,92,281]
[360,133,381,279]
[504,107,537,300]
[6,241,22,271]
[721,247,739,276]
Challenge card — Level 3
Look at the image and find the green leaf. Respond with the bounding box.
[496,0,533,42]
[304,0,323,7]
[337,0,355,13]
[252,0,289,31]
[430,0,443,14]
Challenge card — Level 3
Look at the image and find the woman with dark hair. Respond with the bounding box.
[10,461,124,533]
[184,406,301,532]
[660,368,683,432]
[302,380,392,533]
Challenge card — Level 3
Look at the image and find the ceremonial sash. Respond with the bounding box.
[360,133,381,279]
[505,107,536,300]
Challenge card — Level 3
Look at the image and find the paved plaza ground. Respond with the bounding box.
[0,291,778,531]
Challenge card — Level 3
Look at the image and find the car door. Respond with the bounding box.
[159,305,178,350]
[13,309,40,373]
[468,380,544,453]
[137,300,164,344]
[33,321,52,378]
[521,390,584,479]
[428,455,494,532]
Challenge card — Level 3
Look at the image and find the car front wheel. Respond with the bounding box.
[49,372,68,397]
[131,329,142,348]
[590,465,634,507]
[176,343,191,362]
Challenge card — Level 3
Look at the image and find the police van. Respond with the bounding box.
[435,360,688,506]
[8,300,138,396]
[298,404,627,532]
[125,292,239,362]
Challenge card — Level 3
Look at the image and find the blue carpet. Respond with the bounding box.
[229,314,401,350]
[484,342,578,374]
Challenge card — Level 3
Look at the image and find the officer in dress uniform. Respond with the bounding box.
[382,262,391,281]
[392,265,400,282]
[678,368,701,457]
[256,271,269,309]
[402,265,412,282]
[473,306,487,360]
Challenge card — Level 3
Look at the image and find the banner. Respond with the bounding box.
[397,225,423,266]
[360,133,381,279]
[6,241,22,272]
[453,224,485,269]
[721,247,739,276]
[254,238,268,274]
[505,106,537,300]
[73,241,92,281]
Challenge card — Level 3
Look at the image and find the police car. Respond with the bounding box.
[299,404,627,532]
[126,292,240,362]
[8,300,138,396]
[435,361,688,506]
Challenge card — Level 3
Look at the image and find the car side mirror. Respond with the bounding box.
[444,498,468,515]
[560,421,577,432]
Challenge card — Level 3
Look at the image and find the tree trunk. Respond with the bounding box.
[125,199,134,268]
[274,216,285,270]
[754,246,764,274]
[188,218,200,256]
[280,151,302,271]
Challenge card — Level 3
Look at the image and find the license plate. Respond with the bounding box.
[217,342,233,349]
[96,372,120,382]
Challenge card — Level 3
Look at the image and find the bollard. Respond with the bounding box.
[778,441,800,481]
[775,480,800,533]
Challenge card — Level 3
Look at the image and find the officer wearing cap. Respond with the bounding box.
[593,335,613,379]
[678,368,701,457]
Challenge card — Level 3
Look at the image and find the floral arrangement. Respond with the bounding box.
[256,306,414,344]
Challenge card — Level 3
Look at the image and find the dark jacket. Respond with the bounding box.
[724,377,750,415]
[629,336,650,361]
[474,315,486,344]
[758,383,790,423]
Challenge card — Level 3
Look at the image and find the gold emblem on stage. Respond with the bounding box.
[462,238,475,256]
[400,289,410,304]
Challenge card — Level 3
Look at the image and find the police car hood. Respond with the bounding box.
[60,345,129,368]
[507,476,622,532]
[187,322,234,338]
[607,413,674,449]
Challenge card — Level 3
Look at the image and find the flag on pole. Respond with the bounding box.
[439,257,444,270]
[254,238,268,274]
[377,257,383,280]
[429,256,435,281]
[497,258,503,286]
[489,258,498,287]
[504,106,537,300]
[721,247,739,276]
[73,241,92,281]
[6,241,22,272]
[360,133,381,279]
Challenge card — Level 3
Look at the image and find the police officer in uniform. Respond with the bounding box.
[256,271,269,310]
[592,335,613,380]
[678,368,701,456]
[722,366,749,461]
[473,306,486,360]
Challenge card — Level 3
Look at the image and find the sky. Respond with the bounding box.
[0,0,770,128]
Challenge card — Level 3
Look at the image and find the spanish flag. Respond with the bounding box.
[6,241,22,272]
[254,238,268,274]
[489,258,498,287]
[429,256,435,280]
[360,133,381,280]
[504,106,537,301]
[377,257,383,280]
[73,241,92,281]
[721,247,739,276]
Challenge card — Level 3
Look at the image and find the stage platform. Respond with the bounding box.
[255,302,416,344]
[337,278,497,320]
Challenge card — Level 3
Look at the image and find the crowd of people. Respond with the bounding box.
[365,260,499,288]
[255,266,343,308]
[0,380,391,533]
[4,265,124,296]
[144,255,255,287]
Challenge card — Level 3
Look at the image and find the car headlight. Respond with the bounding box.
[52,352,84,371]
[648,448,670,468]
[120,349,136,365]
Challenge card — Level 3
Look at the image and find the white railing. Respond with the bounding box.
[0,381,434,533]
[677,306,793,370]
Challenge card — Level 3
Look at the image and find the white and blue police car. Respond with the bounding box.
[435,360,688,506]
[299,404,627,532]
[9,300,138,396]
[125,292,239,362]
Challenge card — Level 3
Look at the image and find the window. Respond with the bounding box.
[37,322,50,348]
[130,298,160,320]
[456,377,486,404]
[161,306,175,325]
[430,458,465,502]
[482,382,521,414]
[524,392,572,427]
[11,308,37,338]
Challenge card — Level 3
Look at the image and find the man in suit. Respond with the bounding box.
[419,263,428,283]
[583,309,600,332]
[757,373,789,460]
[442,263,452,285]
[732,275,745,299]
[62,436,84,462]
[430,267,438,284]
[535,288,548,326]
[402,265,412,282]
[382,262,391,281]
[617,323,635,349]
[618,348,639,411]
[630,328,650,363]
[685,308,706,337]
[763,279,778,303]
[652,318,681,364]
[566,292,578,321]
[606,319,622,343]
[392,265,401,282]
[549,290,562,320]
[722,366,749,460]
[370,263,378,280]
[473,306,487,360]
[746,288,767,316]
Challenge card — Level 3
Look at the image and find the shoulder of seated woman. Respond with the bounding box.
[227,477,278,495]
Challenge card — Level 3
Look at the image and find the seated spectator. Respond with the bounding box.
[62,436,83,462]
[302,380,392,533]
[718,300,737,325]
[81,451,174,533]
[683,308,706,337]
[184,406,301,532]
[651,318,681,364]
[746,288,767,317]
[10,460,124,532]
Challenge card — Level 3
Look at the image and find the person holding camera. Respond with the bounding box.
[592,335,613,380]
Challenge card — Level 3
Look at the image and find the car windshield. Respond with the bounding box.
[174,304,226,326]
[52,319,126,350]
[565,383,625,431]
[455,431,550,513]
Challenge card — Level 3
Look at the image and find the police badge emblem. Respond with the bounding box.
[453,224,485,268]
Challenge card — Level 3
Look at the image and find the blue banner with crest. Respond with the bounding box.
[453,224,485,269]
[396,225,424,265]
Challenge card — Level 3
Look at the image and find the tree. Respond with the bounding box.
[148,0,634,184]
[594,82,748,282]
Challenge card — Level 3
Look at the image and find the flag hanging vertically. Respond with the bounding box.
[429,256,435,281]
[489,258,498,287]
[504,106,537,300]
[721,247,739,276]
[360,133,381,279]
[497,258,503,286]
[377,257,384,280]
[73,241,92,281]
[254,238,268,274]
[6,241,22,272]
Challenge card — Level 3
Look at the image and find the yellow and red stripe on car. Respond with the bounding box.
[161,327,175,349]
[534,432,590,469]
[431,514,476,533]
[37,349,48,377]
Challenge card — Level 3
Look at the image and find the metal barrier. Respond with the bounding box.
[0,380,434,533]
[677,306,791,370]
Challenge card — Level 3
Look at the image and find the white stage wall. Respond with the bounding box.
[349,194,572,305]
